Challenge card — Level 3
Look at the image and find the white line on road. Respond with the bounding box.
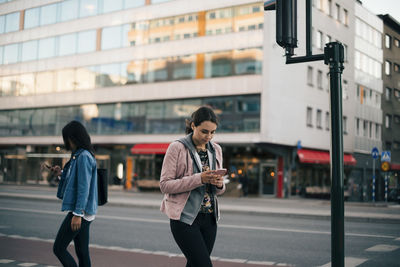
[0,259,15,264]
[0,207,396,239]
[365,244,399,252]
[319,257,368,267]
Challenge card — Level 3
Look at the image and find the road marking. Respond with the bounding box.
[365,244,399,252]
[395,237,400,241]
[0,207,396,239]
[0,233,289,266]
[17,263,38,267]
[319,257,368,267]
[0,259,15,264]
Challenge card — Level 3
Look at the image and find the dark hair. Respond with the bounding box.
[62,120,94,154]
[185,106,218,134]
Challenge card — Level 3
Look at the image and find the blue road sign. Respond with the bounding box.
[371,147,379,159]
[381,151,391,162]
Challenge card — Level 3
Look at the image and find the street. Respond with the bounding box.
[0,196,399,267]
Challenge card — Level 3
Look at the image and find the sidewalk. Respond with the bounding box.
[0,184,399,223]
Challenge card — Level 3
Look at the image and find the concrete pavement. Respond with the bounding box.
[0,184,399,223]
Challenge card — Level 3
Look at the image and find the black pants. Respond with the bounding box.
[53,212,92,267]
[170,213,217,267]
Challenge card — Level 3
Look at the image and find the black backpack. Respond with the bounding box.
[97,168,108,206]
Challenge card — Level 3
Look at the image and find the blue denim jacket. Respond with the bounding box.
[57,148,98,216]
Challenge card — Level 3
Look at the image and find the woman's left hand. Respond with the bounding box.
[210,175,224,188]
[71,215,82,231]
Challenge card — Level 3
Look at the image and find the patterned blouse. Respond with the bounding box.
[197,149,214,214]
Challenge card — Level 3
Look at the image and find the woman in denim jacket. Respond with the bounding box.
[53,121,97,267]
[160,107,226,267]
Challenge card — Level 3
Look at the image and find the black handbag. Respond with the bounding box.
[97,168,108,206]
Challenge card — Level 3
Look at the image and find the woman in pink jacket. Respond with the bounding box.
[160,106,226,267]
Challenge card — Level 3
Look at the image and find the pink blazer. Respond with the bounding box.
[159,141,226,221]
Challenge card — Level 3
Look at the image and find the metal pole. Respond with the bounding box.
[385,172,388,202]
[324,42,345,267]
[306,0,312,56]
[373,159,376,202]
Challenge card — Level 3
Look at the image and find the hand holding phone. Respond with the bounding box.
[211,168,227,176]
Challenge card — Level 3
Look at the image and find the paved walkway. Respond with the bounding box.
[1,184,399,223]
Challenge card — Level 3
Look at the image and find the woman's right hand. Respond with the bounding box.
[51,165,62,177]
[201,170,217,184]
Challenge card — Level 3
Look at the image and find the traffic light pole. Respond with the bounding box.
[264,0,345,266]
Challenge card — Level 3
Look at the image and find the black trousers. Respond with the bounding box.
[53,212,92,267]
[170,213,217,267]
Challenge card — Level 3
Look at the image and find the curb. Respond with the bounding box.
[1,193,400,224]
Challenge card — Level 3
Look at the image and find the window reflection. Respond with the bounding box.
[129,21,149,46]
[205,51,233,78]
[21,40,38,62]
[40,4,57,26]
[146,58,169,82]
[3,43,19,64]
[102,0,123,13]
[77,30,96,53]
[79,0,98,18]
[0,95,260,136]
[102,26,122,50]
[59,33,77,56]
[56,69,75,92]
[76,66,97,90]
[124,0,145,9]
[0,16,5,34]
[60,0,79,22]
[172,55,196,80]
[38,37,56,59]
[1,76,19,96]
[97,64,121,87]
[36,72,55,94]
[24,8,40,29]
[5,12,19,33]
[19,73,35,96]
[122,61,144,84]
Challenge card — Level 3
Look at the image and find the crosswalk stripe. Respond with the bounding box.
[0,259,15,264]
[319,257,368,267]
[17,263,38,267]
[365,244,399,252]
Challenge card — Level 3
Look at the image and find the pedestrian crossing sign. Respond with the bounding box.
[381,151,391,162]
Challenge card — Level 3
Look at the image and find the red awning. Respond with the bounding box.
[131,143,170,154]
[297,149,357,166]
[391,163,400,170]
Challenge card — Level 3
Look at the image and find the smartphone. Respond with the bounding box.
[212,168,227,176]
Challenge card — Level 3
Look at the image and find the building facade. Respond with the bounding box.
[378,14,400,201]
[1,0,391,200]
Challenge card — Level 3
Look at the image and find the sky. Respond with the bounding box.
[361,0,400,22]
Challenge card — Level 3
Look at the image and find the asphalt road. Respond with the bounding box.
[0,197,399,267]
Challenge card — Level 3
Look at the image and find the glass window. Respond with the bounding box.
[79,0,98,17]
[234,48,262,75]
[325,112,330,130]
[124,0,145,9]
[306,107,313,126]
[97,63,121,87]
[77,30,96,53]
[307,66,313,85]
[76,66,97,90]
[121,24,131,47]
[334,4,340,21]
[343,9,348,25]
[56,69,75,92]
[171,55,196,80]
[385,34,392,49]
[316,109,322,128]
[395,38,400,48]
[316,31,323,49]
[0,46,3,64]
[385,87,391,101]
[385,114,392,129]
[317,70,323,89]
[59,33,77,56]
[375,124,380,139]
[233,4,263,33]
[36,71,55,94]
[0,15,5,34]
[5,12,19,32]
[146,58,168,82]
[130,21,149,46]
[3,43,19,64]
[1,75,19,96]
[394,63,399,73]
[204,51,233,78]
[19,73,35,96]
[21,40,38,62]
[24,7,40,29]
[40,4,57,26]
[385,61,391,75]
[102,25,122,50]
[122,60,144,84]
[102,0,123,13]
[60,0,79,22]
[38,37,56,59]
